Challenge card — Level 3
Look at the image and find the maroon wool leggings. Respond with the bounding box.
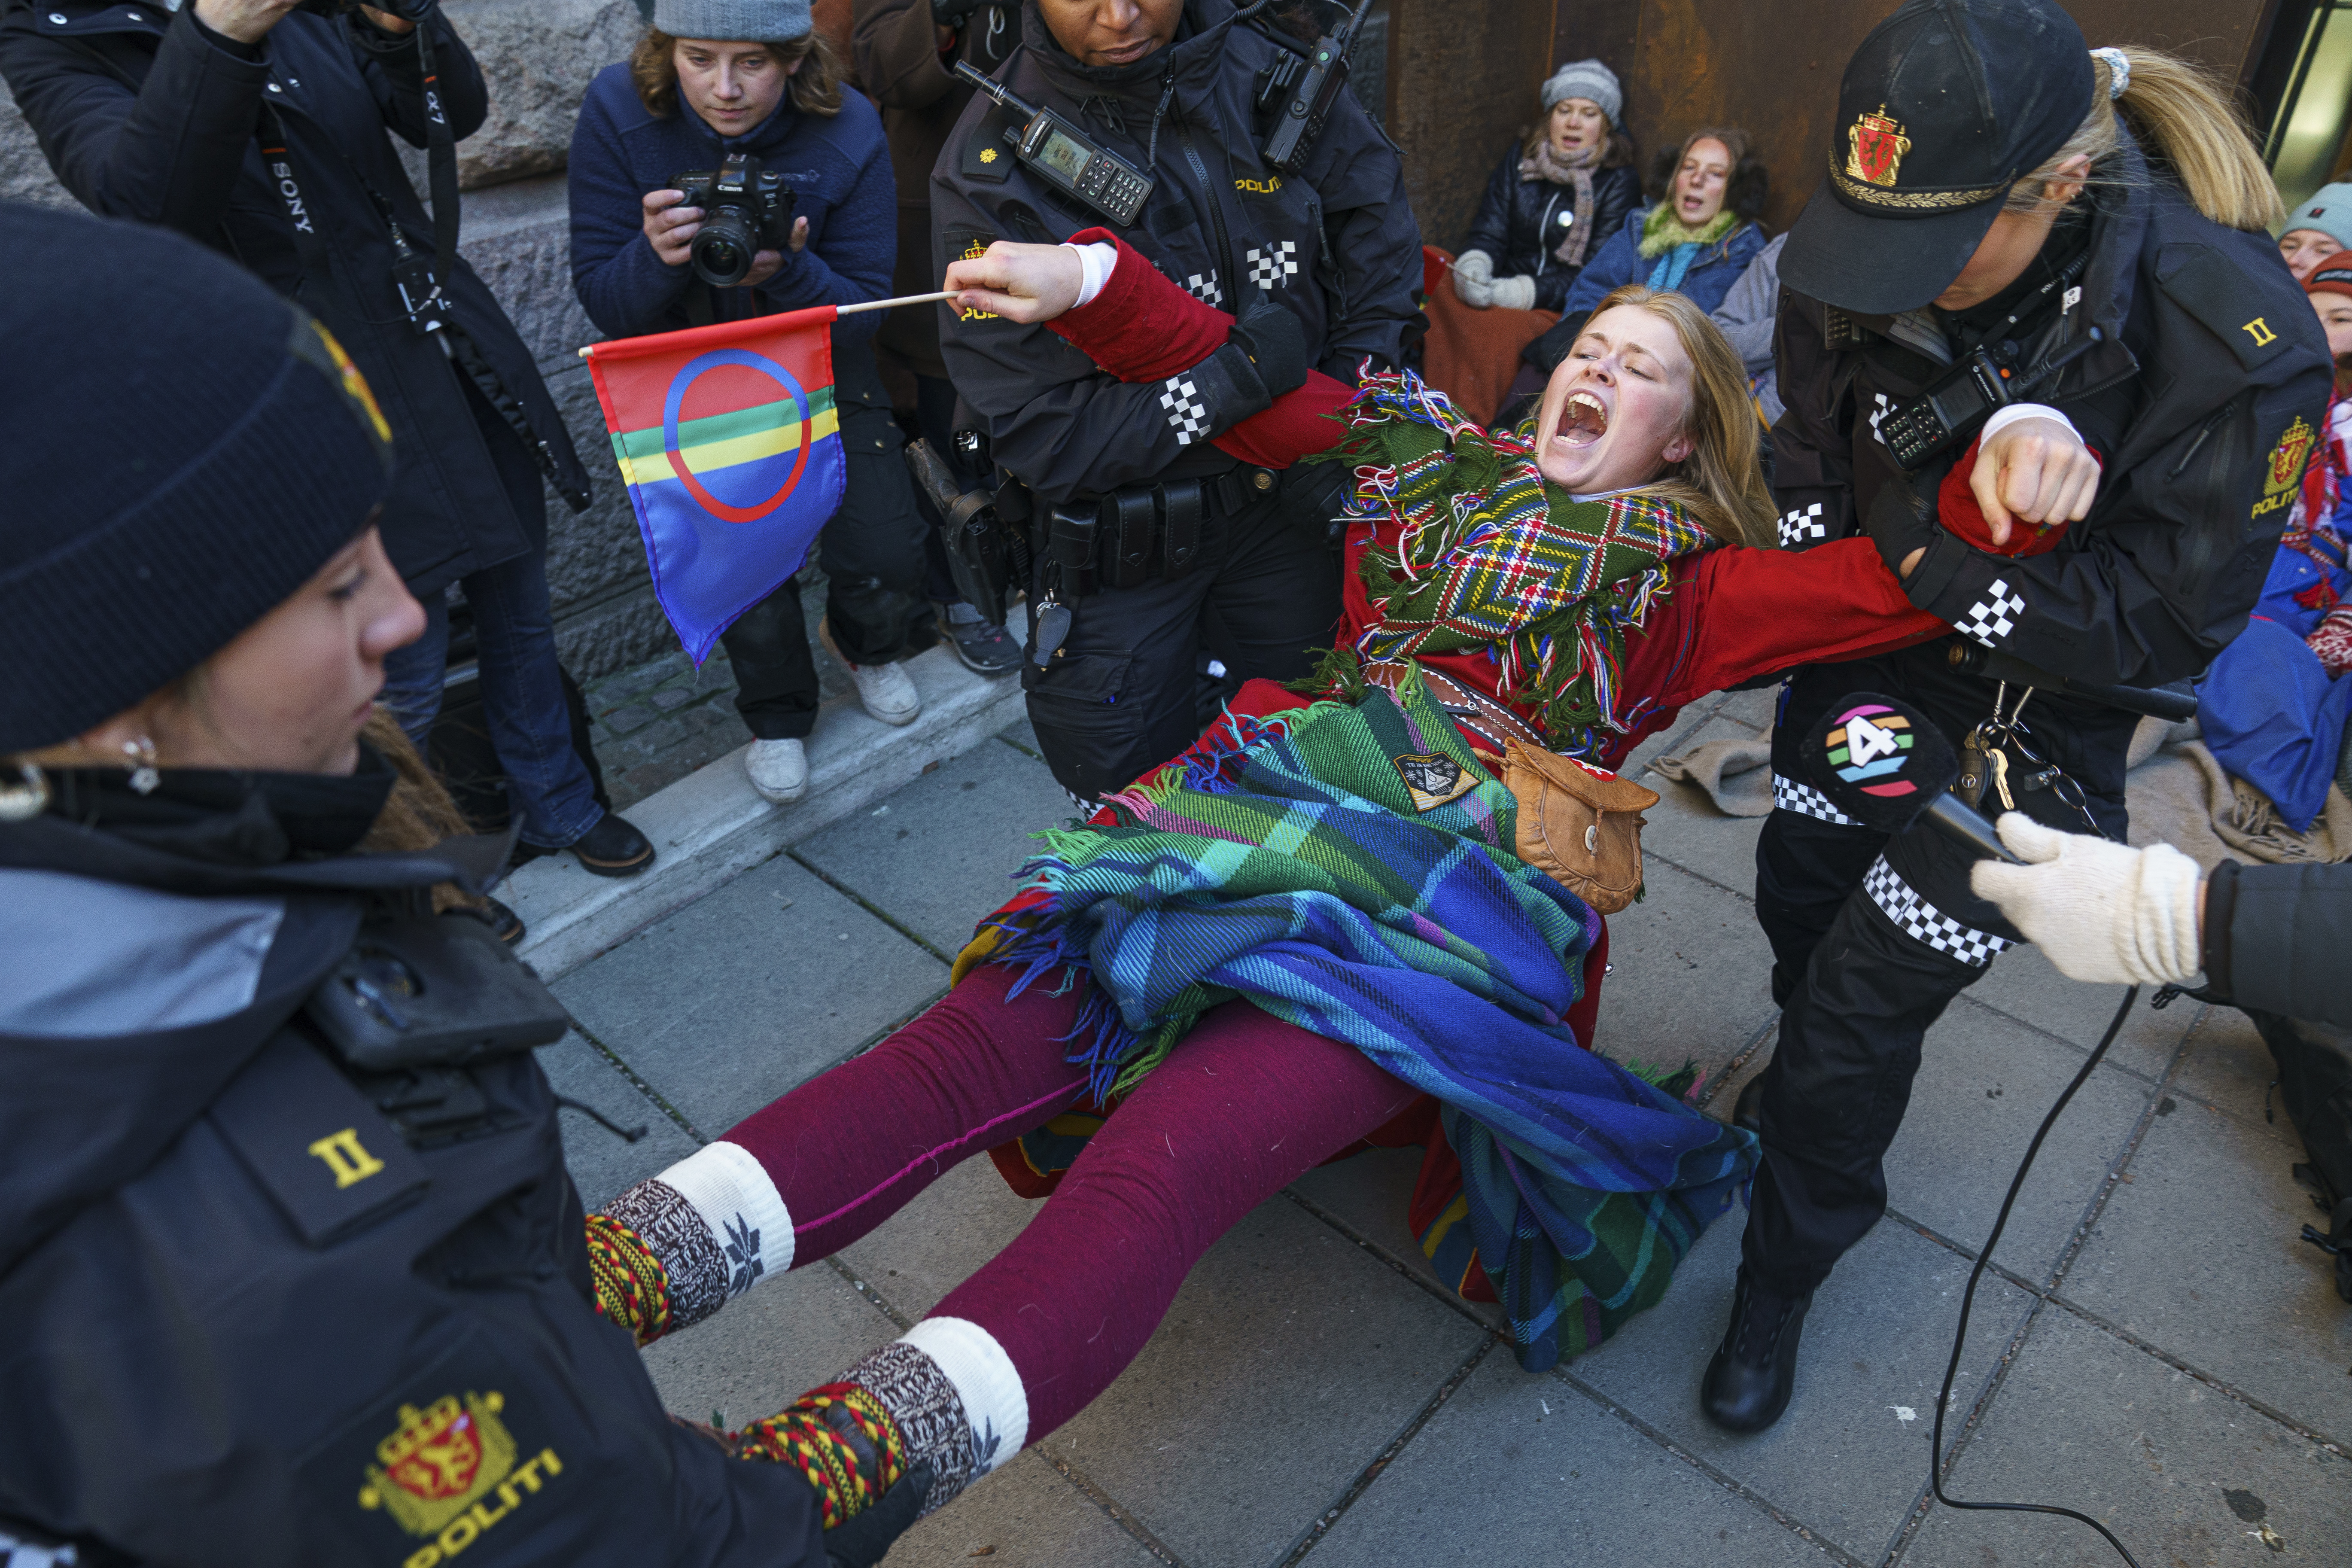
[719,965,1419,1439]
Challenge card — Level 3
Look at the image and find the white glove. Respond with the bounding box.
[1454,272,1494,308]
[1453,249,1495,286]
[1488,274,1538,311]
[1969,813,2203,986]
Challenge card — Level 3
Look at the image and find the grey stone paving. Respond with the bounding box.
[542,696,2352,1568]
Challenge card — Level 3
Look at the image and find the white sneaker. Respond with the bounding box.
[744,737,809,803]
[819,619,921,727]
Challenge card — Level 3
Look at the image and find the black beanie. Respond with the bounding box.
[0,201,395,752]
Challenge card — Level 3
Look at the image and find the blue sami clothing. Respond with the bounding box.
[568,64,896,341]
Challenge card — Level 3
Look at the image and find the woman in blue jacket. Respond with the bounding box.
[1525,126,1770,377]
[571,0,935,807]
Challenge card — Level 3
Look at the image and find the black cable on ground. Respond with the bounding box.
[1928,983,2143,1568]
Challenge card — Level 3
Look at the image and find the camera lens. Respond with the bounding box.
[691,209,758,288]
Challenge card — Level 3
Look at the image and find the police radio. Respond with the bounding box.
[1254,0,1375,173]
[952,62,1155,226]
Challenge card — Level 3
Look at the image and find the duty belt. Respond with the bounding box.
[1042,465,1282,597]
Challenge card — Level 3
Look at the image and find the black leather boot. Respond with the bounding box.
[1701,1266,1812,1433]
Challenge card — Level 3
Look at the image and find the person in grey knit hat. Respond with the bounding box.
[1456,56,1640,314]
[652,0,813,38]
[2280,179,2352,282]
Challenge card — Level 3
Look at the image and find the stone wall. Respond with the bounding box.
[0,0,678,677]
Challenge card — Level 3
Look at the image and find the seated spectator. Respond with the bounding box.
[2196,262,2352,830]
[1709,230,1788,433]
[1420,58,1641,424]
[2280,181,2352,281]
[569,0,933,806]
[1522,126,1770,379]
[1455,58,1642,314]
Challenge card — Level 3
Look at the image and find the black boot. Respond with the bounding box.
[1701,1266,1812,1433]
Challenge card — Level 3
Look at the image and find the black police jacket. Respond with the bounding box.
[929,0,1422,505]
[1459,145,1641,314]
[0,767,822,1568]
[0,2,593,598]
[1770,135,2334,691]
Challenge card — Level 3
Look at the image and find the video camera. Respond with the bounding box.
[672,153,796,289]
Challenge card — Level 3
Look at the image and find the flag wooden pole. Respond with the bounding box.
[576,291,957,357]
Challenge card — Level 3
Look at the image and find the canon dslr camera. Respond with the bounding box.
[672,153,795,289]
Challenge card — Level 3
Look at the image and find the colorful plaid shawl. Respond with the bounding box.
[1323,369,1715,757]
[980,673,1756,1370]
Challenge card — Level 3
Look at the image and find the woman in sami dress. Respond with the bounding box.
[566,236,2080,1547]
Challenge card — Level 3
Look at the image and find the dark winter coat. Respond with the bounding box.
[2204,859,2352,1026]
[1460,144,1641,314]
[852,0,1019,376]
[1771,134,2334,692]
[0,2,592,599]
[930,0,1422,504]
[567,61,897,344]
[1524,204,1770,373]
[0,764,824,1567]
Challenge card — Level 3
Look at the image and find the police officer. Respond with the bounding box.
[0,204,921,1568]
[930,0,1421,801]
[1708,0,2332,1433]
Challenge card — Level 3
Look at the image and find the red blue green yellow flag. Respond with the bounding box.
[582,304,844,661]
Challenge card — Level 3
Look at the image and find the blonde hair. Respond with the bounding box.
[2004,47,2281,230]
[632,26,845,120]
[1575,284,1774,548]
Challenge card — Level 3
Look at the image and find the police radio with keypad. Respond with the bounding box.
[953,62,1154,226]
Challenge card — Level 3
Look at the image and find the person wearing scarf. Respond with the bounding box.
[567,236,2098,1537]
[1524,126,1772,381]
[1456,58,1643,316]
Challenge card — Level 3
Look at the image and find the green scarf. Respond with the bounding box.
[1638,202,1739,259]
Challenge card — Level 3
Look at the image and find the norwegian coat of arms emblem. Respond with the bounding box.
[359,1390,519,1538]
[2267,414,2314,495]
[1846,105,1912,188]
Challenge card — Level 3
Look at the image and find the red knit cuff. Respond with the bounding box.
[1048,228,1229,381]
[1935,432,2099,558]
[1213,371,1356,467]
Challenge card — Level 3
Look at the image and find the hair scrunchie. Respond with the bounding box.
[2090,47,2130,100]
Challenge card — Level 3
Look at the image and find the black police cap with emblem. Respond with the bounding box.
[1781,0,2094,316]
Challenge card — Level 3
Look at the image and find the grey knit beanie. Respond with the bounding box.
[1540,58,1622,128]
[652,0,812,41]
[2288,182,2352,254]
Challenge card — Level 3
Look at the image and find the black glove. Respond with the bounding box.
[931,0,983,27]
[1228,294,1310,402]
[1275,460,1353,545]
[825,1462,934,1568]
[1861,472,1937,578]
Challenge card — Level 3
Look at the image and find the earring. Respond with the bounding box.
[0,761,49,823]
[122,735,160,795]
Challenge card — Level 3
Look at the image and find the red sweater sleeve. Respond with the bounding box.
[1047,228,1352,469]
[1623,540,1951,712]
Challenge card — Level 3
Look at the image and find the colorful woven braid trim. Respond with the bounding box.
[583,1211,672,1349]
[1316,368,1715,757]
[735,1383,909,1531]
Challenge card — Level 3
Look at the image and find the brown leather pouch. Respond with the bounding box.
[1503,740,1660,915]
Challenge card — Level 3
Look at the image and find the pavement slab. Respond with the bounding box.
[1287,1147,1506,1331]
[1900,1305,2352,1568]
[1880,1002,2152,1282]
[554,852,949,1138]
[795,735,1075,956]
[1588,857,1781,1093]
[1635,712,1774,888]
[2057,1088,2352,1443]
[641,1261,898,1434]
[1569,1217,2035,1564]
[1312,1347,1833,1567]
[891,1452,1165,1568]
[1038,1195,1489,1568]
[837,1156,1047,1322]
[537,1029,702,1209]
[1963,947,2201,1083]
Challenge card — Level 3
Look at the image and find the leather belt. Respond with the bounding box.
[1362,659,1548,758]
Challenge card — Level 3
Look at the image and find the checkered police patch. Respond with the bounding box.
[1182,269,1224,308]
[1160,375,1211,446]
[1862,855,2013,966]
[1778,502,1827,548]
[1245,241,1298,292]
[1957,577,2025,647]
[1772,772,1861,826]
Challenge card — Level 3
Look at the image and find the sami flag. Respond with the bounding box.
[582,304,846,661]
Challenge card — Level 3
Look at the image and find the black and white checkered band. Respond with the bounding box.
[1245,241,1298,291]
[1777,502,1828,548]
[1862,855,2013,966]
[1957,576,2025,647]
[1159,374,1211,446]
[1772,772,1861,825]
[1182,268,1224,308]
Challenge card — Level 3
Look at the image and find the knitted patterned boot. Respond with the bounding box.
[587,1143,794,1346]
[736,1382,910,1529]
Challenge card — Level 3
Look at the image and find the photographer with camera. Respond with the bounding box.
[571,0,936,806]
[0,0,660,888]
[931,0,1421,803]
